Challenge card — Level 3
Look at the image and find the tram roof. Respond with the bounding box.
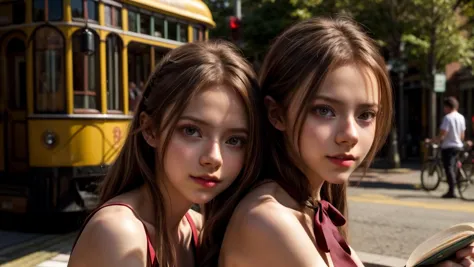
[129,0,216,28]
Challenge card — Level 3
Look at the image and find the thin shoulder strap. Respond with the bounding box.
[72,202,157,266]
[184,212,199,249]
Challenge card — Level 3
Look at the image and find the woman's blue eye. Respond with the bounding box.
[183,127,200,136]
[227,137,246,147]
[314,106,335,117]
[359,112,376,121]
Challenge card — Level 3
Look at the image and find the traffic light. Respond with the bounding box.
[228,16,241,44]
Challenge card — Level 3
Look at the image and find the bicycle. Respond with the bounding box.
[420,141,474,200]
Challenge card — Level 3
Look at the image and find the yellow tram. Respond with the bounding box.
[0,0,215,213]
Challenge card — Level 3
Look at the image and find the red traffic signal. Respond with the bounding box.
[229,16,241,30]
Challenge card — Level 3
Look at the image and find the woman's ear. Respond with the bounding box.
[264,96,286,131]
[139,112,158,148]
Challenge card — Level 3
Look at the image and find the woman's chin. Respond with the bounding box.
[189,192,216,205]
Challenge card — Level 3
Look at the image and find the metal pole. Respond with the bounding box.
[429,90,437,138]
[235,0,242,19]
[398,42,405,159]
[428,0,437,138]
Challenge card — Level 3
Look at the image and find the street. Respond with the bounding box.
[0,167,473,267]
[348,168,474,266]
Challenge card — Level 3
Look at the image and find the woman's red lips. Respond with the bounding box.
[326,154,356,167]
[190,175,221,188]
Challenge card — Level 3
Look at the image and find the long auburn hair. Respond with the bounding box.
[259,16,393,239]
[99,40,262,267]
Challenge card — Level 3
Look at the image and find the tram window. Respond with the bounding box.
[168,20,177,41]
[71,0,83,18]
[154,16,165,38]
[13,1,25,24]
[104,4,121,28]
[192,25,204,42]
[0,1,25,25]
[88,0,98,21]
[32,0,45,21]
[140,13,150,35]
[72,30,100,112]
[106,34,123,112]
[33,27,65,113]
[128,10,138,32]
[128,42,150,113]
[0,4,13,25]
[72,0,98,21]
[33,0,62,22]
[154,47,168,65]
[179,23,188,42]
[49,0,62,21]
[5,38,26,110]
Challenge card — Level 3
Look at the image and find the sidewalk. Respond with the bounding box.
[36,253,69,267]
[350,165,422,188]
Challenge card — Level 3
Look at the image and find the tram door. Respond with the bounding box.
[3,37,28,173]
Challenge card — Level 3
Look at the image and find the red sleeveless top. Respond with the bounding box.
[72,203,200,267]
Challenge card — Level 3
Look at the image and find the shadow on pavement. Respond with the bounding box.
[0,212,82,265]
[394,193,445,200]
[368,160,422,171]
[349,180,419,191]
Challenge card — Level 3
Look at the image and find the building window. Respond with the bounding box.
[128,10,138,32]
[34,27,65,113]
[153,16,165,38]
[179,23,188,42]
[71,0,98,21]
[33,0,62,22]
[104,4,121,28]
[72,30,100,112]
[0,1,25,25]
[106,34,123,112]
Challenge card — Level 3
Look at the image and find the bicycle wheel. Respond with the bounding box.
[421,161,442,191]
[457,168,474,200]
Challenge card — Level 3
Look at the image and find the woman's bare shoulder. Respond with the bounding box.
[234,181,300,215]
[220,182,324,267]
[69,205,149,267]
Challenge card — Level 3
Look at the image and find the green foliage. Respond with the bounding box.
[204,0,474,74]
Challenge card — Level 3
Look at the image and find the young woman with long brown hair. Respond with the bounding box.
[68,40,263,267]
[202,17,474,267]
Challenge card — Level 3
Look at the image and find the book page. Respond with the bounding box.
[406,223,474,267]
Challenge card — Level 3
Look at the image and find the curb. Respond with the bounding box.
[358,251,407,267]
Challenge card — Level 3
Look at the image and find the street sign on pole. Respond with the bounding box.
[434,73,446,93]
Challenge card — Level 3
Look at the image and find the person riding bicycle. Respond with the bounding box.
[427,97,466,198]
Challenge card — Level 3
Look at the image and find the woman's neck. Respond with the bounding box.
[306,171,325,202]
[138,180,193,234]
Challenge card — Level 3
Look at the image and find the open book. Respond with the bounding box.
[406,222,474,267]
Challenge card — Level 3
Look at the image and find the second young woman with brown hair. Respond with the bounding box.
[68,40,263,267]
[213,17,474,267]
